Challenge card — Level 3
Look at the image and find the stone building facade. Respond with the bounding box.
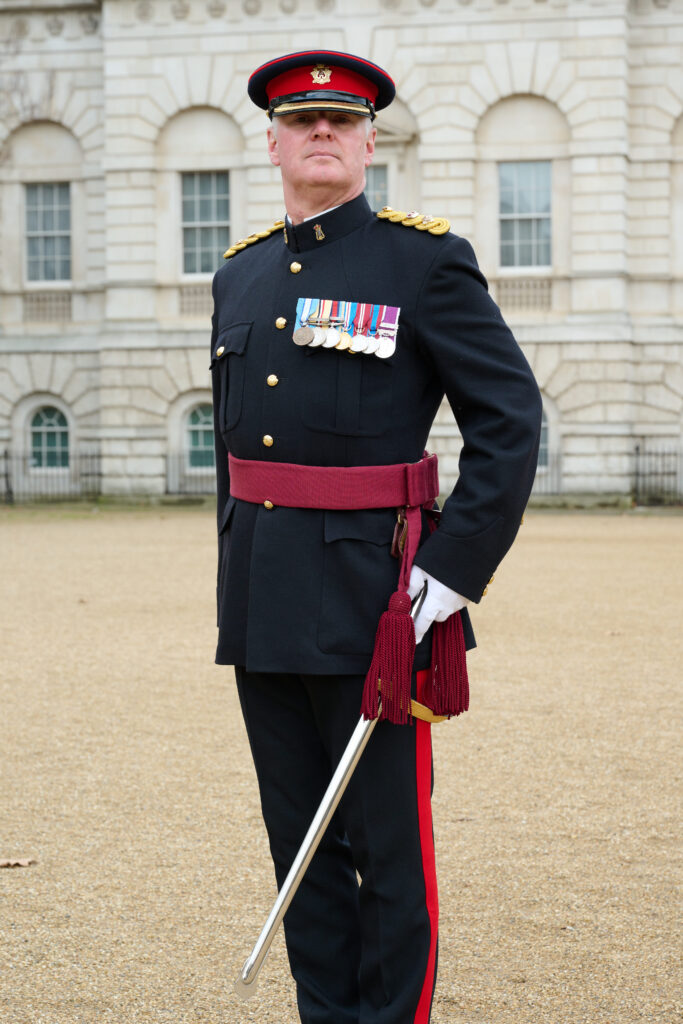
[1,0,682,498]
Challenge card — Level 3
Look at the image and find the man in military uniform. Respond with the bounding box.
[211,50,542,1024]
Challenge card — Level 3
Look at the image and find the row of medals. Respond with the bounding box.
[292,319,397,359]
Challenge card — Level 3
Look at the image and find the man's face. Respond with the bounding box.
[267,110,376,196]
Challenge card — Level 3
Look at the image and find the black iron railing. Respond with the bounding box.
[633,445,682,506]
[2,449,102,503]
[532,451,562,495]
[165,452,217,496]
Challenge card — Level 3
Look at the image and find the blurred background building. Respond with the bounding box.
[1,0,682,502]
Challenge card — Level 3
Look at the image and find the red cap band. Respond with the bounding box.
[266,65,379,105]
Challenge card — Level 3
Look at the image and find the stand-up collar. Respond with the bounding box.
[284,193,374,253]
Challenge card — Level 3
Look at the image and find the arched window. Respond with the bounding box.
[31,406,69,468]
[186,404,215,469]
[475,95,571,313]
[0,120,85,325]
[156,107,246,319]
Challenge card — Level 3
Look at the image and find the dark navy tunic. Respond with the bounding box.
[211,193,542,674]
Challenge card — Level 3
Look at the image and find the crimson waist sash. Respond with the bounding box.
[227,451,468,724]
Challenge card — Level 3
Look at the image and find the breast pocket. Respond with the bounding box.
[317,509,399,655]
[211,321,252,432]
[300,347,395,437]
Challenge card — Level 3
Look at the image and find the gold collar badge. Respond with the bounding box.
[311,64,332,85]
[314,223,326,242]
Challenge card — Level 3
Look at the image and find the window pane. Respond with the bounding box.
[216,197,229,221]
[199,174,212,196]
[515,162,534,196]
[500,244,516,267]
[518,242,533,265]
[199,197,212,222]
[499,189,515,216]
[182,174,196,198]
[537,217,551,242]
[500,220,515,243]
[498,163,515,191]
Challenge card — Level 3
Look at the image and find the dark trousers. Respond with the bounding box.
[235,667,439,1024]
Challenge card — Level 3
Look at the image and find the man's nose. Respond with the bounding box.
[311,116,334,136]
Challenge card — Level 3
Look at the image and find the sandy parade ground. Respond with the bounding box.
[0,503,681,1024]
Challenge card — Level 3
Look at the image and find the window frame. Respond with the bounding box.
[185,402,216,472]
[25,182,72,283]
[180,171,231,277]
[30,405,70,470]
[498,160,552,270]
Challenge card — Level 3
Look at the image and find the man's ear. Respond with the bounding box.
[267,126,280,167]
[364,126,377,168]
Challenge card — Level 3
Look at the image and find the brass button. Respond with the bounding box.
[264,500,274,510]
[262,434,274,447]
[290,261,302,274]
[275,316,287,329]
[216,346,225,357]
[267,374,279,387]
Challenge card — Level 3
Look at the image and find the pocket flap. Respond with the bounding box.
[213,321,252,360]
[218,494,236,535]
[323,508,394,545]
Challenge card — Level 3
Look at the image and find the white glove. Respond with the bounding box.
[407,565,469,645]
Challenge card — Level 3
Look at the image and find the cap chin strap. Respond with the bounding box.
[269,91,375,120]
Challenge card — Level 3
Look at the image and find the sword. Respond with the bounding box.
[234,583,429,1000]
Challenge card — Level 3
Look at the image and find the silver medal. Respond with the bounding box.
[375,334,396,359]
[309,326,326,347]
[322,326,340,348]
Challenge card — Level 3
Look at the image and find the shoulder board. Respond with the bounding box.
[376,206,450,236]
[223,220,286,260]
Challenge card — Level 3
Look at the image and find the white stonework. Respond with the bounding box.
[1,0,682,500]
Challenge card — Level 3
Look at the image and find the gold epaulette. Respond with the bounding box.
[376,206,450,236]
[223,220,286,260]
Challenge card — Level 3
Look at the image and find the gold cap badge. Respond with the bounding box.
[311,64,332,85]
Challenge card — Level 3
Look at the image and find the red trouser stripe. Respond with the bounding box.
[414,669,439,1023]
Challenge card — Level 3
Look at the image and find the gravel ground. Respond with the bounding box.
[0,504,681,1024]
